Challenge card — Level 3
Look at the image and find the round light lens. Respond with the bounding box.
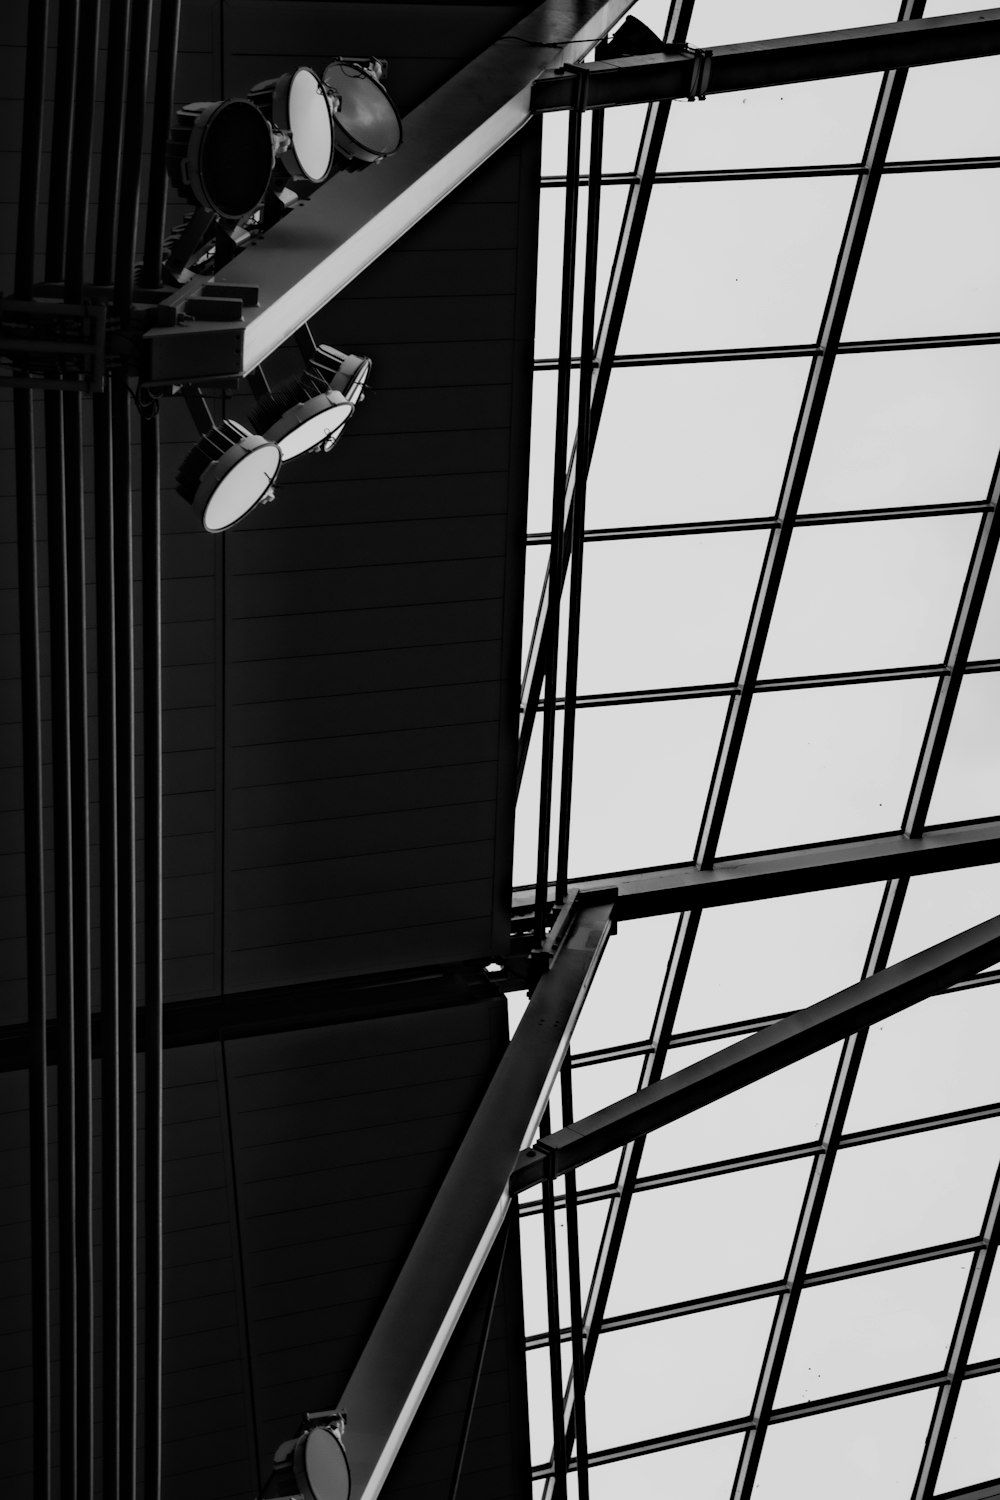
[322,62,401,162]
[267,393,353,460]
[298,1426,351,1500]
[286,68,335,181]
[189,99,275,218]
[200,440,281,532]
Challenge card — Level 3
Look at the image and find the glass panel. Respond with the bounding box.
[567,697,730,880]
[970,1254,1000,1363]
[970,552,1000,662]
[936,1371,1000,1494]
[674,883,885,1033]
[888,54,1000,162]
[570,1055,645,1192]
[927,671,1000,826]
[687,1,898,47]
[641,1042,840,1176]
[617,177,856,355]
[587,358,808,528]
[842,170,1000,342]
[890,864,1000,967]
[605,1158,810,1316]
[759,515,979,678]
[535,185,630,360]
[717,678,936,857]
[586,1434,743,1500]
[572,912,678,1054]
[527,369,579,535]
[577,531,768,694]
[776,1255,972,1406]
[542,104,650,177]
[751,1389,937,1500]
[845,988,1000,1134]
[800,346,1000,513]
[585,1297,777,1448]
[525,1339,570,1466]
[661,74,880,172]
[519,1198,610,1338]
[513,707,562,889]
[808,1118,1000,1272]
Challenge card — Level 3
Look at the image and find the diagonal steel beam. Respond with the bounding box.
[510,906,1000,1190]
[334,891,615,1500]
[532,7,1000,111]
[512,818,1000,923]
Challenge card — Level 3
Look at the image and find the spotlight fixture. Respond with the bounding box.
[167,98,276,219]
[248,374,355,461]
[322,60,402,165]
[264,1410,351,1500]
[248,67,337,185]
[176,395,282,533]
[305,343,372,404]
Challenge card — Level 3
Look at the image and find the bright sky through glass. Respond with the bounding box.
[513,1,1000,1494]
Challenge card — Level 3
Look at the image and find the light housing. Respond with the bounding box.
[175,419,281,532]
[265,1411,351,1500]
[248,67,337,184]
[306,344,372,404]
[166,98,276,219]
[249,381,354,460]
[322,60,402,164]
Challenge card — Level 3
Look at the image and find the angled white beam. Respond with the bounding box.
[145,0,637,380]
[335,891,615,1500]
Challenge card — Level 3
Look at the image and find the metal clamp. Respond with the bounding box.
[687,46,712,100]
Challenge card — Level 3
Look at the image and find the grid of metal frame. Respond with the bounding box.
[514,2,1000,1496]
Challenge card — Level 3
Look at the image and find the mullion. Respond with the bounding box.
[542,153,1000,190]
[524,1230,985,1348]
[531,1360,1000,1479]
[912,1158,1000,1496]
[531,329,1000,371]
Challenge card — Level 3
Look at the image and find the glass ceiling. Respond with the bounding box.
[512,2,1000,1496]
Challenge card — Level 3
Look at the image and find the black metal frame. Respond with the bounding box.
[515,5,1000,1497]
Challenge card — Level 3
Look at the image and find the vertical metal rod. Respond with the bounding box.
[140,0,181,287]
[541,1105,568,1498]
[13,0,49,296]
[446,1211,513,1500]
[93,0,133,284]
[114,0,154,316]
[518,0,693,794]
[534,97,583,939]
[45,0,80,284]
[15,384,52,1500]
[45,385,78,1500]
[64,384,94,1500]
[559,1064,590,1500]
[555,107,603,905]
[93,385,120,1500]
[141,406,164,1500]
[111,373,138,1498]
[62,0,100,301]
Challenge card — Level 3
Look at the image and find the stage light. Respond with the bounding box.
[248,379,354,460]
[167,98,276,219]
[305,344,372,404]
[322,60,402,165]
[176,415,282,533]
[265,1411,351,1500]
[248,67,337,185]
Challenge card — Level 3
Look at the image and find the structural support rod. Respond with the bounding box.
[512,817,1000,923]
[336,892,616,1500]
[511,909,1000,1191]
[531,7,1000,111]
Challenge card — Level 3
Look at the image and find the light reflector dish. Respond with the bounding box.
[322,61,402,163]
[176,419,281,532]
